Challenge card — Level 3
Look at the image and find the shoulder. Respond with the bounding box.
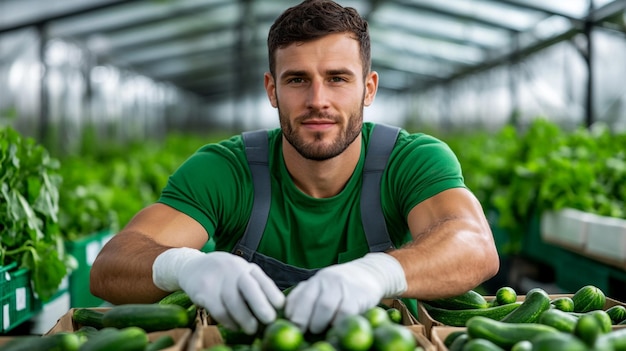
[363,122,455,157]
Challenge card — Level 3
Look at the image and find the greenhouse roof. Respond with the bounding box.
[1,0,625,101]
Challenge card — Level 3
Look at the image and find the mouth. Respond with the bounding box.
[301,119,336,131]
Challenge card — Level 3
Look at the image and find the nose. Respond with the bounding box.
[306,79,329,110]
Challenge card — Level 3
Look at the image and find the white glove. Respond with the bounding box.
[152,248,285,334]
[284,252,407,333]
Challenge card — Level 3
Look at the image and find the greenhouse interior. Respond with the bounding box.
[1,0,626,349]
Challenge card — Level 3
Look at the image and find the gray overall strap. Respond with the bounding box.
[235,123,400,259]
[233,129,271,260]
[361,123,400,252]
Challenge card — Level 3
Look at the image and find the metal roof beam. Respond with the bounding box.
[590,0,626,22]
[486,0,584,24]
[393,0,521,32]
[371,23,495,52]
[0,0,143,34]
[415,28,579,92]
[58,1,231,39]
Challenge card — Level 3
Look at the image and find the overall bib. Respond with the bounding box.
[231,124,400,290]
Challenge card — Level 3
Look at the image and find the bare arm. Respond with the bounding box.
[90,203,209,305]
[389,187,500,300]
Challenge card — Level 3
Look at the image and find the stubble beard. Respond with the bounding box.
[278,101,364,161]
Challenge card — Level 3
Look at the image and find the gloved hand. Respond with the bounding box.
[152,248,285,334]
[284,252,407,333]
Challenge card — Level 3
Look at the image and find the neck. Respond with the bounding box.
[282,134,362,198]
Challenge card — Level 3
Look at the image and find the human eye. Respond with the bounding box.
[330,76,345,82]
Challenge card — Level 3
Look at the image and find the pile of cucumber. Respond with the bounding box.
[426,285,626,350]
[210,304,419,351]
[2,290,196,351]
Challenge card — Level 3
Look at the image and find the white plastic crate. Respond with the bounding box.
[540,208,591,249]
[584,213,626,264]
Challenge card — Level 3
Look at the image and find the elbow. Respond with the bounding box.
[89,260,106,301]
[481,244,501,283]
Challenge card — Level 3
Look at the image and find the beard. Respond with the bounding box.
[278,101,364,161]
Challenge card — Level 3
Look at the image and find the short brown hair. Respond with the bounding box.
[267,0,371,79]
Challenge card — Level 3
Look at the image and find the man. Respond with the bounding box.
[90,0,499,336]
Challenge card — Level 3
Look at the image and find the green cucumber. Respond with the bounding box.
[510,340,532,351]
[597,328,626,351]
[537,308,579,333]
[447,333,469,351]
[422,301,521,326]
[1,333,81,351]
[606,305,626,324]
[500,288,551,323]
[572,285,606,313]
[466,315,560,349]
[587,309,612,333]
[371,322,416,351]
[443,330,466,347]
[101,303,189,332]
[78,326,148,351]
[158,290,194,309]
[462,338,506,351]
[73,308,105,329]
[574,313,604,347]
[424,289,489,310]
[550,297,575,312]
[495,287,517,306]
[145,334,175,351]
[530,331,589,351]
[261,318,305,351]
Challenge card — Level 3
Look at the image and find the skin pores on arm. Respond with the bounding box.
[388,187,500,300]
[90,203,209,304]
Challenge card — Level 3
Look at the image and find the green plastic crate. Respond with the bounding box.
[65,229,114,308]
[1,262,38,333]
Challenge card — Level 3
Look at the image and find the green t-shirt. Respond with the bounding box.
[159,123,464,268]
[158,122,466,269]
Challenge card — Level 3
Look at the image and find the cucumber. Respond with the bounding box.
[462,338,506,351]
[217,324,258,345]
[499,288,551,323]
[466,316,560,349]
[572,285,606,313]
[495,287,517,306]
[158,290,194,309]
[606,305,626,324]
[597,328,626,351]
[73,308,105,329]
[1,333,81,351]
[78,326,148,351]
[101,303,189,332]
[447,333,468,351]
[510,340,532,351]
[421,301,522,326]
[587,309,613,333]
[371,322,416,351]
[574,314,604,347]
[261,319,305,351]
[424,289,489,310]
[145,334,175,351]
[537,308,579,333]
[443,330,466,347]
[550,297,575,312]
[530,331,589,351]
[362,306,391,328]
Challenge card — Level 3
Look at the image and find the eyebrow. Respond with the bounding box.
[279,68,357,81]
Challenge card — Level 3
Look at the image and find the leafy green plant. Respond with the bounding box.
[442,118,626,255]
[0,126,70,301]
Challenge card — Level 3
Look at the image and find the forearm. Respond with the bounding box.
[90,231,171,305]
[390,217,499,300]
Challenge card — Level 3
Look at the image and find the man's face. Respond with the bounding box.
[264,33,378,161]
